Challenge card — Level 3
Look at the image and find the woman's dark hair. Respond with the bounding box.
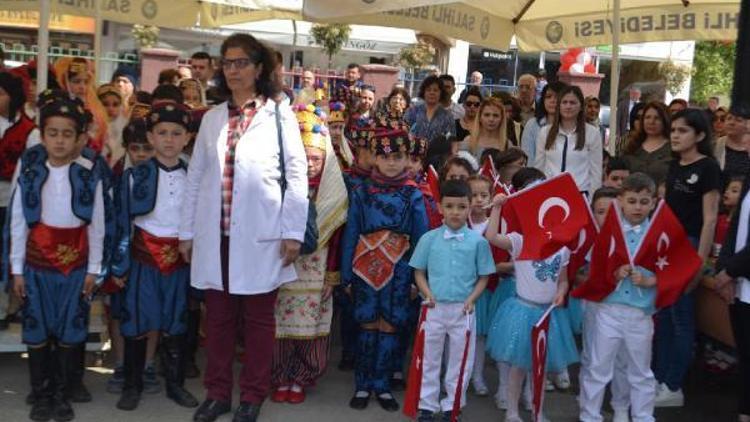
[424,134,456,172]
[464,87,483,103]
[535,81,568,124]
[479,148,502,168]
[134,90,153,104]
[624,101,670,155]
[151,84,184,104]
[387,87,411,108]
[545,85,586,151]
[216,33,281,100]
[628,102,646,133]
[669,98,689,108]
[671,108,715,158]
[440,179,472,200]
[494,147,528,171]
[0,72,26,119]
[418,75,450,103]
[158,68,180,85]
[439,156,474,182]
[512,167,546,190]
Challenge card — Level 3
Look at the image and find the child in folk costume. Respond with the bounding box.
[409,179,495,421]
[4,93,107,422]
[578,174,659,422]
[410,136,442,231]
[343,115,376,192]
[342,128,429,412]
[111,103,199,411]
[484,168,579,422]
[327,101,354,170]
[271,105,348,404]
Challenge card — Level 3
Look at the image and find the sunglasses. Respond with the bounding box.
[221,58,253,70]
[464,101,481,108]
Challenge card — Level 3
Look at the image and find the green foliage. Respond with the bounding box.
[310,23,352,65]
[398,41,435,71]
[658,61,690,95]
[690,41,736,105]
[131,25,159,49]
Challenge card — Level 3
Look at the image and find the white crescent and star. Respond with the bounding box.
[537,197,571,229]
[657,232,670,253]
[572,228,588,254]
[608,236,616,257]
[535,331,547,376]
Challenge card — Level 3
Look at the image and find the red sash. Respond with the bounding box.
[352,230,410,291]
[26,223,88,275]
[131,228,185,275]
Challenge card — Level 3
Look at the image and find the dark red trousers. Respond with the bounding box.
[203,236,278,404]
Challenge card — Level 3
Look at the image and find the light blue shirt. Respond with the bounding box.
[522,117,546,165]
[603,218,657,314]
[409,225,496,303]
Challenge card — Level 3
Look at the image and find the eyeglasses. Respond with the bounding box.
[464,101,481,108]
[221,58,253,70]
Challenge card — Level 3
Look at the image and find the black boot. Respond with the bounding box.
[185,309,201,379]
[117,337,147,411]
[161,335,199,408]
[51,346,75,422]
[66,343,92,403]
[26,343,53,406]
[28,345,53,422]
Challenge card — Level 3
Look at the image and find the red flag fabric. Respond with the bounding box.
[504,173,591,260]
[531,305,555,422]
[427,165,441,204]
[633,200,703,309]
[566,206,598,282]
[480,155,498,183]
[403,306,429,419]
[450,315,472,422]
[571,203,631,302]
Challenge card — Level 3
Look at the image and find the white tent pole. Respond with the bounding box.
[94,0,103,83]
[608,0,621,156]
[37,0,50,95]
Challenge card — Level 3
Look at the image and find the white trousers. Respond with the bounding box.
[419,302,475,413]
[579,302,656,422]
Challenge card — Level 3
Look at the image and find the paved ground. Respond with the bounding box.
[0,326,739,422]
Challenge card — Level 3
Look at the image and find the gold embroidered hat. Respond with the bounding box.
[294,103,328,151]
[347,115,375,150]
[328,101,347,124]
[147,102,192,131]
[370,128,411,157]
[96,83,122,101]
[38,90,90,132]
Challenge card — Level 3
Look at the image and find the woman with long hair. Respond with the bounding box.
[534,85,602,195]
[96,83,128,165]
[456,87,482,142]
[521,81,567,164]
[464,97,509,161]
[179,33,308,422]
[54,57,108,154]
[622,101,672,185]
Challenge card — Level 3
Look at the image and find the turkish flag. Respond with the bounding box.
[633,200,703,309]
[403,306,429,419]
[427,165,441,204]
[480,155,498,183]
[504,173,591,260]
[531,305,555,422]
[566,206,597,282]
[571,203,631,302]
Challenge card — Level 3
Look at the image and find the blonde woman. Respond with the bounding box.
[179,78,207,110]
[464,97,509,160]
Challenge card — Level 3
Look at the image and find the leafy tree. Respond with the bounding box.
[310,23,352,68]
[690,41,736,105]
[398,41,435,71]
[658,60,690,96]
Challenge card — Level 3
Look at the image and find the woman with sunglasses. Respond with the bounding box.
[456,87,482,143]
[179,33,308,422]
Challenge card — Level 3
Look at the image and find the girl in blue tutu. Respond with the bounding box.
[484,167,580,422]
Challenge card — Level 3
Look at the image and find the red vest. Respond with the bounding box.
[0,114,36,181]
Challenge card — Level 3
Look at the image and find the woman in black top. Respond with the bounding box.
[455,87,482,142]
[653,109,721,407]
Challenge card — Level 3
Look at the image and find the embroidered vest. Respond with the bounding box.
[0,114,36,181]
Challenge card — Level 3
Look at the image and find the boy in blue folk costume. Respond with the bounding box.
[111,103,198,411]
[3,93,107,422]
[342,128,429,412]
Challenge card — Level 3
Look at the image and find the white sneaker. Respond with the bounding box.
[654,387,684,408]
[545,378,555,392]
[472,377,489,396]
[553,371,571,390]
[613,408,630,422]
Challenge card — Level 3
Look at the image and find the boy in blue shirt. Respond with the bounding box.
[409,179,496,421]
[579,173,658,422]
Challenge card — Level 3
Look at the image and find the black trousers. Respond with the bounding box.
[730,300,750,416]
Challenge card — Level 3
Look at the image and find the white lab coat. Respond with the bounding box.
[179,99,309,295]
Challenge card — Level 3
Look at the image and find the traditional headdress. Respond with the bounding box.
[370,128,412,156]
[96,83,122,101]
[147,102,192,131]
[328,101,347,124]
[347,115,375,150]
[294,104,329,151]
[37,89,90,133]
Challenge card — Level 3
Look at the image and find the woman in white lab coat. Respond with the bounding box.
[179,33,308,422]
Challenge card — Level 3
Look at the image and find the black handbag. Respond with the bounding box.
[275,102,319,255]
